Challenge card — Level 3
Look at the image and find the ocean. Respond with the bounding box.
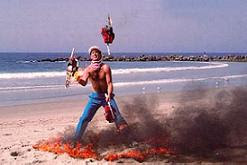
[0,52,247,107]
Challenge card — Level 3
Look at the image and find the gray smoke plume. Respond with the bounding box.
[118,87,246,160]
[58,87,247,162]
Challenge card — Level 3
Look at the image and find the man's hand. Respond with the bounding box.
[105,94,110,102]
[76,68,88,86]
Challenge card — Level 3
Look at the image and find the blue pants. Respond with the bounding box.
[75,92,127,140]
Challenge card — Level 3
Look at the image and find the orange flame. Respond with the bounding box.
[105,149,145,162]
[33,137,174,162]
[105,147,173,162]
[33,138,99,159]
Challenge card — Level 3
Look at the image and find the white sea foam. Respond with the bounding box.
[16,60,36,64]
[0,62,229,79]
[112,62,228,75]
[1,74,246,92]
[114,74,247,87]
[0,71,65,79]
[0,84,65,91]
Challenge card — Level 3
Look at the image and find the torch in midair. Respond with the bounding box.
[101,14,115,56]
[65,48,79,88]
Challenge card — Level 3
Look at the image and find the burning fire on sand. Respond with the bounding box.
[33,135,174,162]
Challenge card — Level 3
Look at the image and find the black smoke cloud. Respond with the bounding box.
[60,87,247,161]
[167,87,247,162]
[116,87,246,157]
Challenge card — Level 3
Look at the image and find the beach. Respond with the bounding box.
[1,87,247,164]
[0,92,174,164]
[0,54,247,164]
[1,0,247,163]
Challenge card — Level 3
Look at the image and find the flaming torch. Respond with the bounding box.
[101,14,115,56]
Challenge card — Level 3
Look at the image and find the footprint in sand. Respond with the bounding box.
[32,159,46,164]
[3,133,12,136]
[48,127,55,131]
[10,151,19,157]
[21,144,29,147]
[4,146,11,150]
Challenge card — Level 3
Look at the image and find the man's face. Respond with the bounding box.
[90,49,102,61]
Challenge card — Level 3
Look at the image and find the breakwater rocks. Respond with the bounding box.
[36,54,247,63]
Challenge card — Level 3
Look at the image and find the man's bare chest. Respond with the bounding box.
[90,70,105,81]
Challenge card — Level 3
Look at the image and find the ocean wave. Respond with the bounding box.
[0,84,65,91]
[114,74,247,87]
[16,60,67,64]
[16,60,36,64]
[0,62,228,79]
[0,71,65,79]
[1,74,246,91]
[112,62,228,75]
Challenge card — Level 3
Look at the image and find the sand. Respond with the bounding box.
[0,88,246,164]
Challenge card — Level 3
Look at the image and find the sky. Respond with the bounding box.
[0,0,247,53]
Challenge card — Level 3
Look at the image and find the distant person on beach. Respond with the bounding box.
[71,46,128,141]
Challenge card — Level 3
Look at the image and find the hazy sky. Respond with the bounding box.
[0,0,247,53]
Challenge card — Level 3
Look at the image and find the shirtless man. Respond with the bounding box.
[74,46,128,141]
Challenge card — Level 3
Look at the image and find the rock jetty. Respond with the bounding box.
[35,54,247,63]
